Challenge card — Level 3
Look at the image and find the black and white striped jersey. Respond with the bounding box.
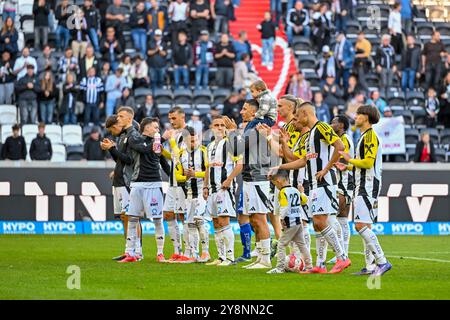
[337,133,355,192]
[206,137,237,194]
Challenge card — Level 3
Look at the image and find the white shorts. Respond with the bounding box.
[127,185,164,219]
[243,181,273,215]
[186,196,208,223]
[308,186,338,216]
[163,186,186,214]
[113,186,130,215]
[207,189,236,218]
[353,195,378,224]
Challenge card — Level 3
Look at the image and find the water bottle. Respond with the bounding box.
[154,132,161,154]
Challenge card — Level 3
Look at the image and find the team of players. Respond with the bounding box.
[102,86,392,276]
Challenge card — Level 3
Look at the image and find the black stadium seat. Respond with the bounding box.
[174,89,193,104]
[213,88,231,104]
[193,89,212,104]
[154,88,173,104]
[66,145,84,161]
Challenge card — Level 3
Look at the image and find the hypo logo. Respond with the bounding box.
[2,222,36,234]
[391,223,424,235]
[438,223,450,235]
[43,222,77,234]
[90,221,123,234]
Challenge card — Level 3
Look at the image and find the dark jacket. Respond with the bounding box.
[38,82,57,102]
[0,59,15,84]
[115,95,136,111]
[70,20,90,43]
[1,135,27,160]
[60,83,79,114]
[259,20,276,39]
[15,74,40,100]
[375,45,396,69]
[30,134,52,160]
[84,137,106,160]
[399,45,422,71]
[83,5,101,30]
[172,42,193,66]
[33,2,50,27]
[146,39,168,68]
[78,56,101,80]
[134,103,161,124]
[414,141,436,163]
[100,38,123,62]
[0,29,19,55]
[130,9,148,30]
[55,4,70,28]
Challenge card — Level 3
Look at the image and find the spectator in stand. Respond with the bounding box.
[344,75,364,101]
[147,29,168,89]
[333,0,352,34]
[258,11,276,71]
[33,0,50,50]
[115,87,135,111]
[211,0,234,35]
[130,1,148,57]
[117,55,133,88]
[234,53,257,91]
[317,45,336,86]
[194,30,215,90]
[190,0,211,42]
[37,45,57,77]
[400,35,421,92]
[334,32,354,91]
[30,123,52,161]
[15,65,39,124]
[48,0,57,33]
[270,0,282,27]
[375,34,396,96]
[55,0,71,51]
[147,0,168,35]
[2,1,17,23]
[439,72,450,128]
[414,132,436,163]
[105,67,127,117]
[354,31,371,90]
[367,90,387,115]
[100,27,123,71]
[311,11,327,53]
[0,50,15,104]
[346,91,365,121]
[313,91,331,124]
[388,2,403,55]
[321,75,343,113]
[96,0,110,32]
[135,94,161,123]
[400,0,415,35]
[39,70,57,124]
[58,48,79,84]
[105,0,127,47]
[214,33,236,88]
[444,54,450,75]
[70,8,90,60]
[286,71,312,101]
[286,1,310,46]
[383,106,393,118]
[172,31,193,89]
[80,67,105,125]
[0,16,19,59]
[422,31,447,92]
[223,92,243,124]
[187,110,204,135]
[1,124,26,160]
[318,3,332,46]
[99,61,112,84]
[79,45,100,80]
[84,127,107,160]
[130,54,150,89]
[233,31,253,63]
[13,47,38,80]
[61,72,79,124]
[168,0,189,45]
[425,87,440,127]
[83,0,101,53]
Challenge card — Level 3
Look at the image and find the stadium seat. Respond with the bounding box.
[134,87,153,98]
[196,104,212,116]
[292,36,310,47]
[1,125,13,143]
[18,0,34,16]
[440,129,450,145]
[346,20,361,35]
[154,88,173,104]
[193,89,212,104]
[0,105,18,124]
[62,125,83,146]
[387,91,406,106]
[406,91,425,107]
[298,55,317,73]
[304,72,320,87]
[174,89,193,104]
[393,154,408,162]
[213,88,231,104]
[406,147,416,162]
[44,124,62,144]
[66,145,84,161]
[157,104,172,116]
[410,106,427,125]
[435,148,447,162]
[405,128,420,144]
[51,144,67,162]
[20,15,35,34]
[436,23,450,38]
[177,104,193,114]
[22,124,38,144]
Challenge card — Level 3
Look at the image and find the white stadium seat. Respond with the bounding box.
[51,144,67,162]
[22,124,38,144]
[45,124,62,144]
[62,125,83,146]
[0,105,18,125]
[1,125,13,143]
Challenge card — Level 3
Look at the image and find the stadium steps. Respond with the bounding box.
[229,0,297,99]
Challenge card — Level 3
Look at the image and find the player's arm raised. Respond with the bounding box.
[340,131,378,169]
[256,123,284,157]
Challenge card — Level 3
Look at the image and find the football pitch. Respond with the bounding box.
[1,235,449,300]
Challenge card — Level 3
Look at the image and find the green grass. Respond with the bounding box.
[0,235,449,299]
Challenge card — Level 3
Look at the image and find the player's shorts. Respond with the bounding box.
[126,183,164,220]
[272,188,280,215]
[163,186,186,214]
[112,186,130,215]
[186,196,209,223]
[337,180,354,206]
[207,189,236,218]
[243,181,273,215]
[308,185,338,216]
[353,195,378,224]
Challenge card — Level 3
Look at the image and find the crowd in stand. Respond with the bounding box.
[0,0,449,163]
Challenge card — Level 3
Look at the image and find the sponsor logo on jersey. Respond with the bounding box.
[306,153,319,160]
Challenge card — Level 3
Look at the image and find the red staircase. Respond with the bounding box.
[229,0,298,98]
